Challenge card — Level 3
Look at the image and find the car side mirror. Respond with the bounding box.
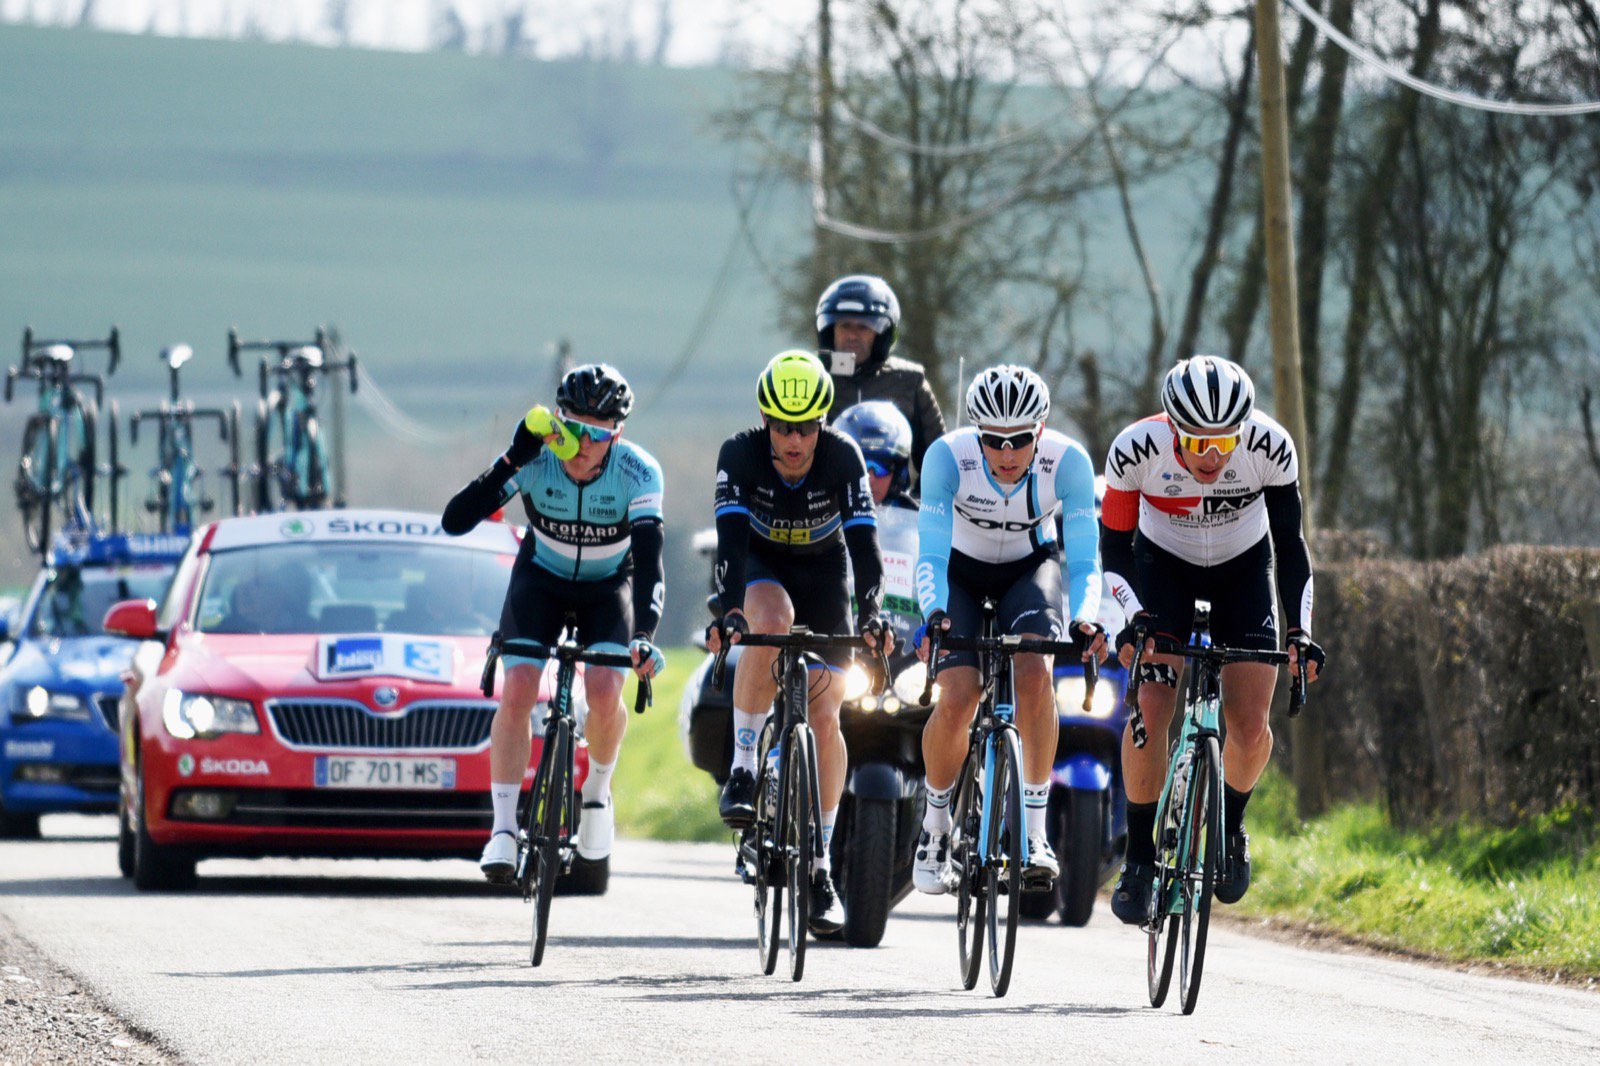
[104,599,160,640]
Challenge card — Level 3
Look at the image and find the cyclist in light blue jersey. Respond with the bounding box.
[443,364,666,883]
[912,365,1108,894]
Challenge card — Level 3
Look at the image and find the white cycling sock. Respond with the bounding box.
[818,806,838,872]
[1024,781,1051,837]
[582,758,616,804]
[730,706,767,774]
[490,781,521,836]
[923,782,953,834]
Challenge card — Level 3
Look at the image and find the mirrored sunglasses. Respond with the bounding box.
[1177,430,1242,456]
[560,413,622,443]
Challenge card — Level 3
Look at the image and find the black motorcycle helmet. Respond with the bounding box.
[816,274,901,366]
[557,363,634,421]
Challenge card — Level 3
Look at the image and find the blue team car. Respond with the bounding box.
[0,532,185,837]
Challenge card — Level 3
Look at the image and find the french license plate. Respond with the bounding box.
[314,756,456,790]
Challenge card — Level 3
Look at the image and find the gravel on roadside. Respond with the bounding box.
[0,912,179,1066]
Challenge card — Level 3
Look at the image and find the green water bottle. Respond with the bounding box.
[523,405,580,461]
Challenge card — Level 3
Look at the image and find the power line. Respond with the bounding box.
[1284,0,1600,116]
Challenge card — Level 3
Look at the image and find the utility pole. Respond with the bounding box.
[810,0,835,286]
[1254,0,1323,818]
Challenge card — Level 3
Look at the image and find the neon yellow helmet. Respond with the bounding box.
[757,349,835,422]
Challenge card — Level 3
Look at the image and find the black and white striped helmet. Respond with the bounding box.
[965,365,1050,429]
[1161,355,1254,431]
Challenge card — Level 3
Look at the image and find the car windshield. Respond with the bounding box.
[195,542,511,637]
[30,564,177,638]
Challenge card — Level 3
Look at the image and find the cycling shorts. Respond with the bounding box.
[498,552,632,674]
[935,548,1063,674]
[746,542,852,669]
[1133,533,1276,652]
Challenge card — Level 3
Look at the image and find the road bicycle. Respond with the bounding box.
[710,629,887,982]
[227,327,357,512]
[919,607,1093,997]
[129,344,243,533]
[6,327,119,554]
[1125,600,1304,1015]
[480,630,651,967]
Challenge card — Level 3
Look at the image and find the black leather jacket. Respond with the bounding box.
[826,354,947,476]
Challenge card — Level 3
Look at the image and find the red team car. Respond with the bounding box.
[107,509,592,890]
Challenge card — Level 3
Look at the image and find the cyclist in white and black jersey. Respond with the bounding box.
[912,366,1108,895]
[1100,355,1326,923]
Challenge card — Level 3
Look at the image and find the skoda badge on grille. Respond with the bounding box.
[373,687,399,708]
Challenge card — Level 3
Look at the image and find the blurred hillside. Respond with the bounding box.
[0,23,811,633]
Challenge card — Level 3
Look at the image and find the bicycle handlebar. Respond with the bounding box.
[21,325,120,375]
[1123,629,1307,749]
[480,636,652,714]
[708,628,891,694]
[917,626,1099,707]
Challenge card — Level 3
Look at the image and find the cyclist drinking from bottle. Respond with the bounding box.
[913,366,1107,895]
[707,350,892,935]
[1100,355,1325,923]
[442,364,667,884]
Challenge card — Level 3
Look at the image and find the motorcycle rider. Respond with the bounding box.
[816,275,946,479]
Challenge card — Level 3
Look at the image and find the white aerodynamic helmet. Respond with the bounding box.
[1161,355,1255,431]
[965,365,1050,429]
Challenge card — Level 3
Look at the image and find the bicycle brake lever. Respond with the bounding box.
[918,629,941,706]
[1083,655,1099,714]
[634,675,652,714]
[479,635,502,699]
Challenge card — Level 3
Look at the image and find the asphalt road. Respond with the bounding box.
[3,817,1599,1064]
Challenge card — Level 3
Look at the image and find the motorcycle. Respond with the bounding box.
[679,507,927,947]
[1018,655,1130,925]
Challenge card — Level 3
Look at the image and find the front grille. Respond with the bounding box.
[97,695,120,732]
[266,699,496,751]
[180,787,492,830]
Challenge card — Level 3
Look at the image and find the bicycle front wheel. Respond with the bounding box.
[530,716,572,968]
[782,725,815,982]
[952,750,985,991]
[1178,734,1223,1014]
[753,742,781,976]
[984,727,1023,997]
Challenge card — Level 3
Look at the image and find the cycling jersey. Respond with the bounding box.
[916,427,1101,624]
[713,426,883,625]
[442,432,665,641]
[1099,412,1312,636]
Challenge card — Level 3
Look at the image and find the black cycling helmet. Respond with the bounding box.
[834,401,913,494]
[557,363,634,421]
[816,274,901,365]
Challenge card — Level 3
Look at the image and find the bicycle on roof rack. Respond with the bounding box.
[227,327,357,513]
[128,344,243,534]
[6,326,120,555]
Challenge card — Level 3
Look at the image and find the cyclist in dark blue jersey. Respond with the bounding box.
[443,364,666,883]
[706,350,890,934]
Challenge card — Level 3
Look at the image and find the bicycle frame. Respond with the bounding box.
[132,347,237,533]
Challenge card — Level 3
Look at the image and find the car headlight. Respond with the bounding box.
[1056,675,1116,718]
[842,663,872,703]
[891,665,936,708]
[162,690,260,739]
[18,685,91,721]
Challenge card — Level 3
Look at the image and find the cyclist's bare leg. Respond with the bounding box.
[1119,652,1183,805]
[1219,662,1276,792]
[582,665,625,767]
[922,666,981,791]
[1013,648,1056,784]
[730,581,793,719]
[489,663,543,782]
[808,674,847,813]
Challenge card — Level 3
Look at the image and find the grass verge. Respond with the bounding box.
[1242,770,1600,978]
[612,649,727,844]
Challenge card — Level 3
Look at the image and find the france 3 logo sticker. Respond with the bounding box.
[402,640,450,681]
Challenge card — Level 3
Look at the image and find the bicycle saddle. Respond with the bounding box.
[288,345,325,368]
[38,344,74,364]
[161,344,194,370]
